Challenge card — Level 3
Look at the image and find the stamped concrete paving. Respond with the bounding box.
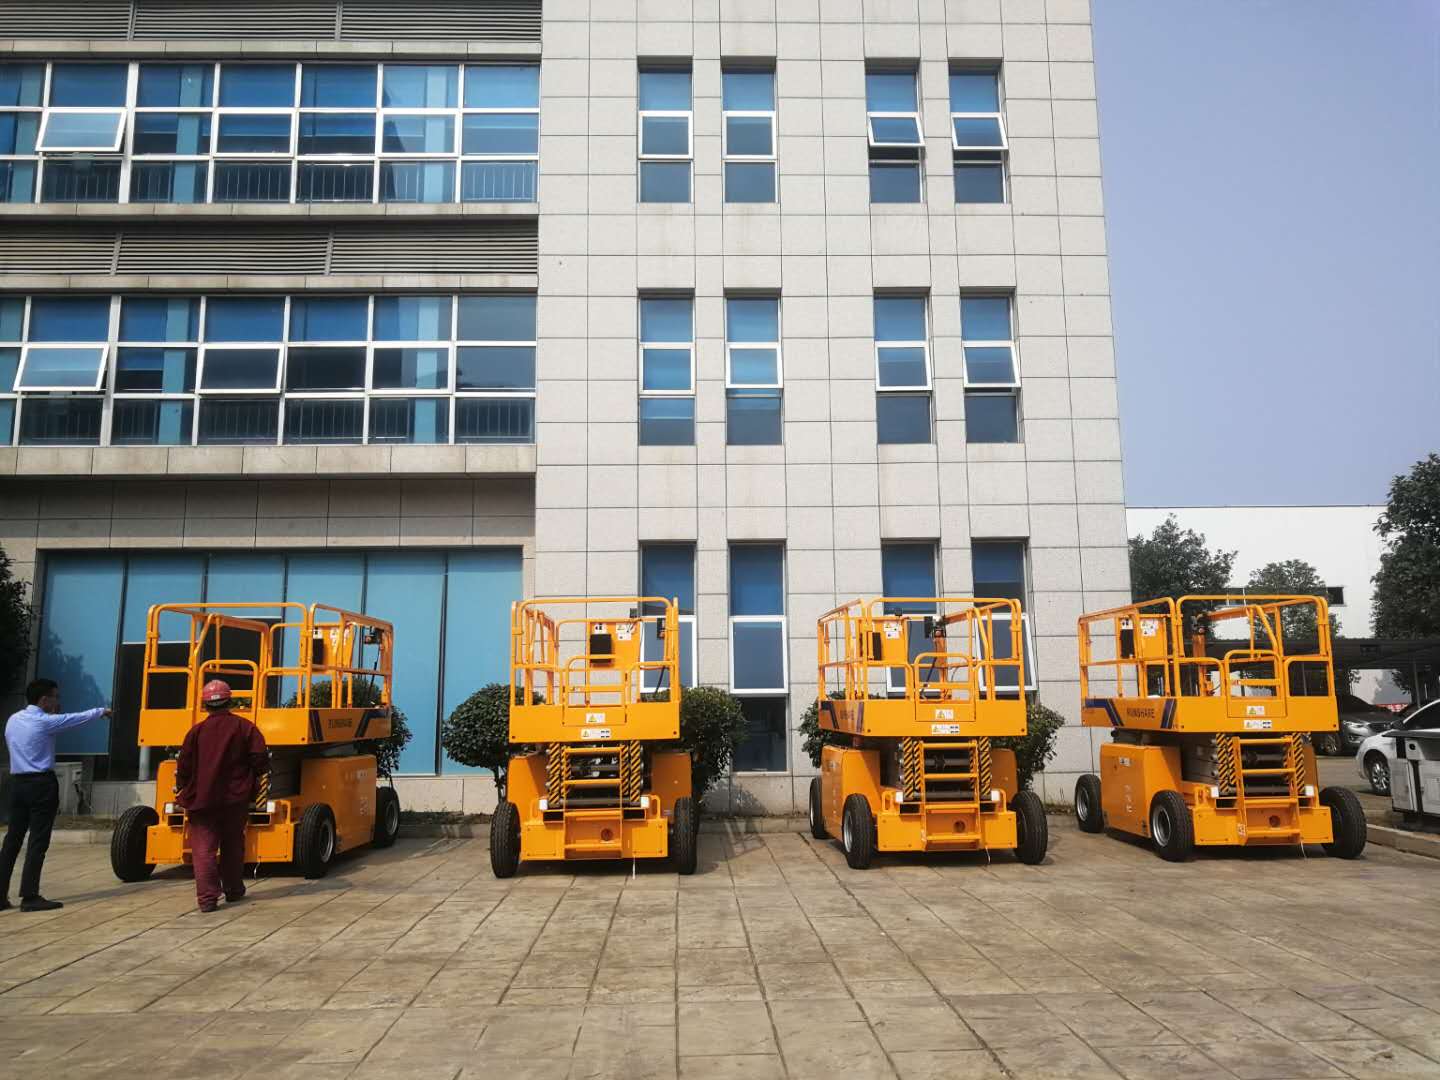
[2,820,1438,1080]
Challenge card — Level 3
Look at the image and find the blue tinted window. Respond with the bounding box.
[381,161,456,203]
[641,297,693,343]
[865,71,916,112]
[383,65,459,109]
[137,64,214,108]
[875,296,926,342]
[952,116,1004,147]
[732,623,784,691]
[217,114,291,154]
[383,115,454,154]
[730,544,783,616]
[643,544,695,613]
[955,160,1004,203]
[965,393,1019,444]
[724,162,774,203]
[877,346,927,388]
[49,64,127,106]
[0,113,40,155]
[120,298,199,342]
[0,297,22,340]
[869,162,921,203]
[115,347,195,393]
[289,297,369,341]
[373,296,452,340]
[950,70,1000,112]
[301,65,376,108]
[725,115,773,155]
[461,113,538,155]
[133,113,211,155]
[638,69,691,111]
[638,397,694,446]
[464,65,539,109]
[733,697,787,770]
[728,349,779,385]
[28,297,109,341]
[298,113,375,155]
[370,398,448,444]
[726,298,778,343]
[722,69,774,111]
[961,296,1012,340]
[457,295,535,341]
[640,161,690,203]
[219,64,296,107]
[204,298,284,342]
[457,346,534,390]
[882,543,936,602]
[0,64,44,107]
[972,541,1025,600]
[727,390,781,445]
[642,349,691,392]
[876,393,930,444]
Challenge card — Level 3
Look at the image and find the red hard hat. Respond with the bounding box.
[201,679,232,706]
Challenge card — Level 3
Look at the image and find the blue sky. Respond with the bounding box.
[1093,1,1439,507]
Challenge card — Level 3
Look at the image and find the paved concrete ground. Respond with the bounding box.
[2,819,1438,1080]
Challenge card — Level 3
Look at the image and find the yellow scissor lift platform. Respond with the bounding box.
[810,597,1048,869]
[489,596,696,878]
[1074,594,1366,860]
[110,601,401,882]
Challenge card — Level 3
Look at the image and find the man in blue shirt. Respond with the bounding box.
[1,678,109,912]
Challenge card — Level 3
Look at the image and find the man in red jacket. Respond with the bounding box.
[176,680,269,913]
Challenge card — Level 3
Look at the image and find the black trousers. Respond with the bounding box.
[0,771,60,900]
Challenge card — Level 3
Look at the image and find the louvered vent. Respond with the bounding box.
[340,0,541,41]
[330,224,537,275]
[133,0,337,39]
[0,0,133,38]
[0,231,117,274]
[117,229,330,275]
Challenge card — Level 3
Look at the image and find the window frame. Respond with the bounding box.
[720,66,776,203]
[728,542,789,697]
[724,296,782,390]
[960,294,1019,391]
[873,295,932,392]
[638,295,696,398]
[2,60,542,206]
[950,65,1008,205]
[866,112,924,149]
[14,344,109,392]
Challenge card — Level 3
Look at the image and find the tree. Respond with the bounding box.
[1128,516,1235,603]
[1246,559,1330,642]
[1373,453,1440,640]
[441,683,520,794]
[676,686,749,799]
[0,547,33,696]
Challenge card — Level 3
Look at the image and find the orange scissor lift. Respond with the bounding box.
[489,596,697,877]
[110,602,401,882]
[1074,595,1366,860]
[810,597,1048,869]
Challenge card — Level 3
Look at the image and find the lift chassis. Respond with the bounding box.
[1074,595,1366,860]
[811,597,1047,868]
[490,596,697,877]
[110,602,402,883]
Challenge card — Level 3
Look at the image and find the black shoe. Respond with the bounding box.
[224,890,246,904]
[198,903,218,914]
[20,896,62,912]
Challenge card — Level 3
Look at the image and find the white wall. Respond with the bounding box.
[1126,505,1406,703]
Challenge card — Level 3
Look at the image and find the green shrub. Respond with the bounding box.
[796,693,846,768]
[677,686,749,798]
[440,683,520,794]
[993,699,1066,791]
[294,679,411,779]
[0,547,31,696]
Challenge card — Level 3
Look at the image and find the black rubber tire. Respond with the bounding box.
[808,776,827,840]
[1320,785,1367,859]
[1012,790,1049,865]
[295,803,337,879]
[1315,732,1342,756]
[671,796,698,875]
[1364,752,1391,796]
[372,786,401,848]
[1074,774,1104,833]
[841,793,876,869]
[111,805,158,883]
[1149,790,1194,862]
[489,800,521,879]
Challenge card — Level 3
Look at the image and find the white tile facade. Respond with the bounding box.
[534,0,1127,807]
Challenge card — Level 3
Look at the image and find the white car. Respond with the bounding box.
[1356,699,1440,795]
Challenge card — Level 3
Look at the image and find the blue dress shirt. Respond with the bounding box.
[4,704,107,774]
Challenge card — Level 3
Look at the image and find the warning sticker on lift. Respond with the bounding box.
[931,724,960,735]
[615,622,635,641]
[582,728,612,740]
[1244,718,1272,731]
[883,622,903,639]
[1246,704,1267,717]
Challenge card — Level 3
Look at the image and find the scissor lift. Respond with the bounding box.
[1074,595,1366,860]
[110,602,401,882]
[810,597,1048,869]
[489,596,696,877]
